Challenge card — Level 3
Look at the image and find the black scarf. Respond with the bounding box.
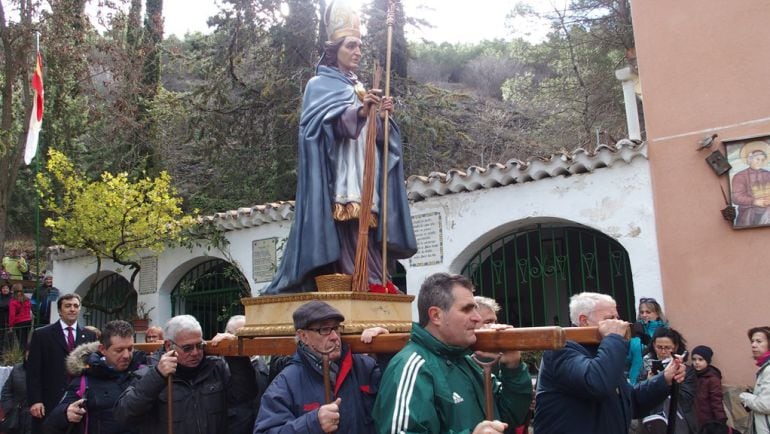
[175,357,209,382]
[297,341,340,386]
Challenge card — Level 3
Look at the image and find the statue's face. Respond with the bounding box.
[336,36,362,73]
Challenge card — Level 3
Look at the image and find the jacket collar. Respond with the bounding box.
[410,322,472,359]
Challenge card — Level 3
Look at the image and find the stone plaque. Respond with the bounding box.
[139,256,158,294]
[409,211,443,267]
[252,238,277,283]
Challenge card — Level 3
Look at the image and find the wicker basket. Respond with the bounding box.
[314,273,352,292]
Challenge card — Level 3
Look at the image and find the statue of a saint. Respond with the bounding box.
[263,0,416,294]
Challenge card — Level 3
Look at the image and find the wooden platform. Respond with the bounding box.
[240,291,415,336]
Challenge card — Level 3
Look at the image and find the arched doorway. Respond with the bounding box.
[81,273,137,330]
[170,259,250,338]
[462,223,635,327]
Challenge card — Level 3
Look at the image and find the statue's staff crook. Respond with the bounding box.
[380,0,397,286]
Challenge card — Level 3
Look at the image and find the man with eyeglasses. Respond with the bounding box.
[533,292,687,434]
[114,314,257,434]
[254,300,381,434]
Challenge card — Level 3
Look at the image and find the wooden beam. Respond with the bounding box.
[134,326,612,357]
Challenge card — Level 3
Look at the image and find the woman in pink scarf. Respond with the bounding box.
[740,326,770,434]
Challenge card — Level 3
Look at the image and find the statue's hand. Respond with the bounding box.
[379,96,394,119]
[359,88,383,118]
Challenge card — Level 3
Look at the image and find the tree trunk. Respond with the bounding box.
[0,0,34,257]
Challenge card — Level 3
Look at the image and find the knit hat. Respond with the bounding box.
[692,345,714,364]
[292,300,345,331]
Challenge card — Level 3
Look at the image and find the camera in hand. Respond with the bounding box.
[651,360,665,375]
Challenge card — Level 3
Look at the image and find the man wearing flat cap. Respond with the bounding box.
[254,300,381,433]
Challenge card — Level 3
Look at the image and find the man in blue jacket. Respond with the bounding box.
[254,300,380,434]
[533,292,687,434]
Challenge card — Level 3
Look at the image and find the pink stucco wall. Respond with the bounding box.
[632,1,770,386]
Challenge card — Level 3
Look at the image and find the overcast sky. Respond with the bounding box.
[160,0,553,44]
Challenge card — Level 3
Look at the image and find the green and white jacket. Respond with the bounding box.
[372,323,532,434]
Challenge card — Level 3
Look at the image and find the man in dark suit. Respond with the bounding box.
[27,293,97,431]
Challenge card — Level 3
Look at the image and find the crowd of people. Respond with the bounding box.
[0,271,60,355]
[0,271,763,434]
[0,1,767,432]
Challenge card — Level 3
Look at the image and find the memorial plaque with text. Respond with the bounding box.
[409,212,443,267]
[139,256,158,294]
[252,238,277,282]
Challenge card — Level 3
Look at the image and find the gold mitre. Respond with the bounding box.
[325,0,361,42]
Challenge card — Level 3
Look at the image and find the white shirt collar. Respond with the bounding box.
[59,319,76,332]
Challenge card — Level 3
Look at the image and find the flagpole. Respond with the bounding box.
[33,31,41,287]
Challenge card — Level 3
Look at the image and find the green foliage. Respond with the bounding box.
[364,0,408,83]
[2,0,639,248]
[37,149,197,265]
[151,0,320,213]
[499,0,633,148]
[1,338,25,366]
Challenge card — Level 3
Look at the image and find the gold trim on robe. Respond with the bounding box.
[333,202,378,228]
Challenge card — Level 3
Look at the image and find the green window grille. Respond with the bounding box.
[81,273,137,330]
[171,259,250,339]
[462,223,635,327]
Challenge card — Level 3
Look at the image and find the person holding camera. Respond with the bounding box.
[534,292,686,434]
[638,327,698,433]
[43,320,144,434]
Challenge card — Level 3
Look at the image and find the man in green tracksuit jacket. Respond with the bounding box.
[373,273,532,434]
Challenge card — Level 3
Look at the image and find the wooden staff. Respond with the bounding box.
[667,381,679,434]
[137,326,620,356]
[322,353,332,404]
[167,374,173,434]
[318,344,338,404]
[351,65,382,292]
[380,0,397,286]
[471,353,502,421]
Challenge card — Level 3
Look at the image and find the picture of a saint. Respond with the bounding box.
[729,140,770,227]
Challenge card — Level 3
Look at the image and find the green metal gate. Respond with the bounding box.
[171,259,250,339]
[81,273,137,330]
[462,223,635,327]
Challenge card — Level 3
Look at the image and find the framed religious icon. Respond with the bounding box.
[725,135,770,229]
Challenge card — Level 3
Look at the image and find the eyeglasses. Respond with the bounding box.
[305,325,344,336]
[639,297,657,304]
[169,340,206,353]
[654,345,674,351]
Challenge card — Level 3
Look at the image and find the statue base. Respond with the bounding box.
[239,291,415,337]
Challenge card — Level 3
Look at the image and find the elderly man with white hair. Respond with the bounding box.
[533,292,687,434]
[114,314,257,434]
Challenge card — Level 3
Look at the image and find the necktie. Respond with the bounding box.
[66,326,75,352]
